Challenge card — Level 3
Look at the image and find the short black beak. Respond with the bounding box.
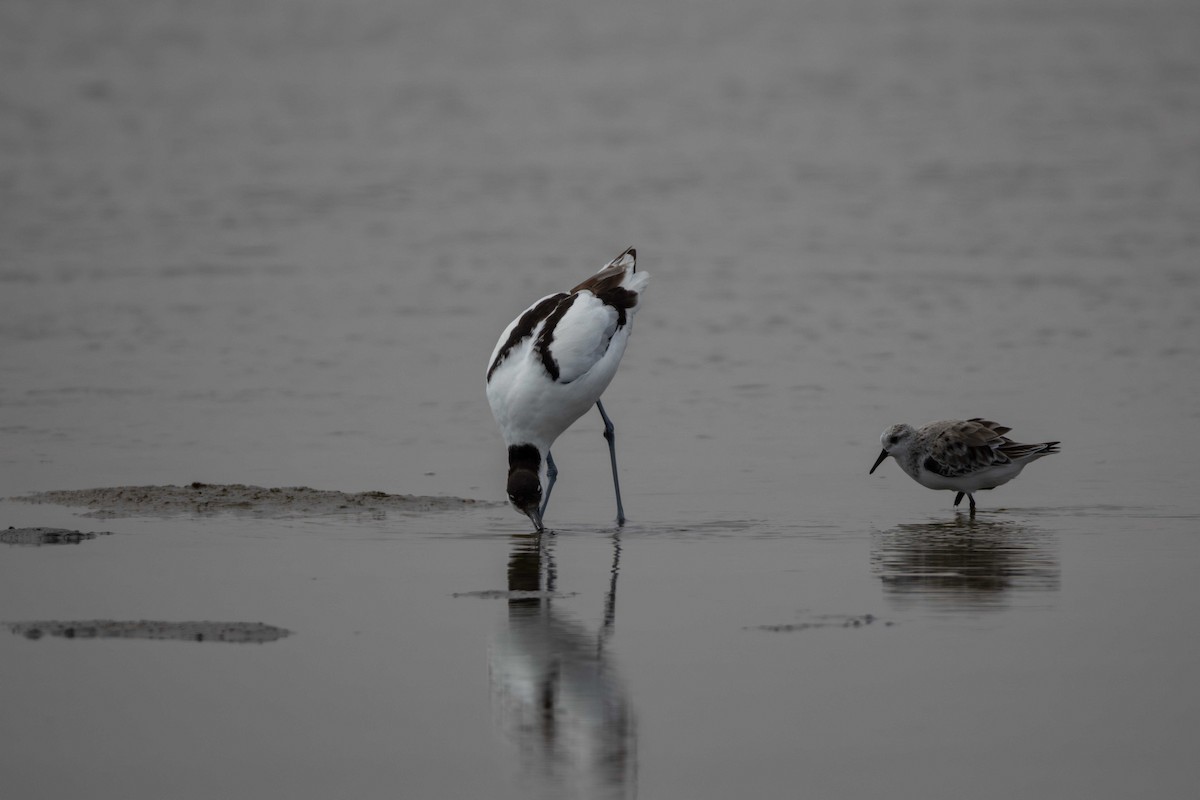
[869,449,889,475]
[524,507,544,533]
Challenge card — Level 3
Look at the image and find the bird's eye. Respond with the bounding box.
[888,436,899,445]
[508,493,517,502]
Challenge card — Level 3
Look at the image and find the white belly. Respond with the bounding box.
[915,461,1025,493]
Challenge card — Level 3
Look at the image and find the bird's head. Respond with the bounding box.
[870,423,916,474]
[505,443,545,531]
[506,467,544,531]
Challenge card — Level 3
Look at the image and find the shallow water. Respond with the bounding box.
[3,1,1200,798]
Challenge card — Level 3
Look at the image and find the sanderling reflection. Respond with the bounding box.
[486,247,649,531]
[869,418,1060,513]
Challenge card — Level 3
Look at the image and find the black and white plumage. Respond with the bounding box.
[486,247,649,531]
[869,418,1060,512]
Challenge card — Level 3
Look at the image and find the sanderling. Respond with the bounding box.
[869,418,1060,512]
[486,246,649,531]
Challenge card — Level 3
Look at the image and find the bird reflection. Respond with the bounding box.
[489,534,636,799]
[872,516,1060,611]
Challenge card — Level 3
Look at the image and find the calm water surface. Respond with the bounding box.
[3,1,1199,798]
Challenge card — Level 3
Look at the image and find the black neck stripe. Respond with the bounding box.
[507,443,541,472]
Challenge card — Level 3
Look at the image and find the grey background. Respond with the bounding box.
[3,1,1198,798]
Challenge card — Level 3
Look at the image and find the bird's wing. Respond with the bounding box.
[488,246,647,386]
[487,292,570,382]
[534,291,623,384]
[923,419,1011,477]
[966,418,1060,462]
[967,417,1012,436]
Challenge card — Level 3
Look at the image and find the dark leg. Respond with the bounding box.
[968,494,976,514]
[540,451,558,517]
[596,400,626,525]
[954,492,965,508]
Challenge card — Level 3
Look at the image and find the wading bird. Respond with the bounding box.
[486,247,649,531]
[869,418,1059,513]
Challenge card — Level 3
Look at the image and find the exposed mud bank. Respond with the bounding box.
[7,620,291,644]
[12,483,495,518]
[2,527,111,546]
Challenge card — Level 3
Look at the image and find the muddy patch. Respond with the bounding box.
[748,613,894,633]
[12,483,495,518]
[2,527,112,546]
[7,619,291,644]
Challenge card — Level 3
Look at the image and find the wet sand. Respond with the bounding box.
[3,1,1200,798]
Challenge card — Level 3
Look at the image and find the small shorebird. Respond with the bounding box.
[869,418,1059,513]
[486,246,649,531]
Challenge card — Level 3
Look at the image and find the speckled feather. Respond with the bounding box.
[923,418,1019,477]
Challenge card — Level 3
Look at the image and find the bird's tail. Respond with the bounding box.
[572,246,648,295]
[606,246,637,272]
[1003,440,1060,461]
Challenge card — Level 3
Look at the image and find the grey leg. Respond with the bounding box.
[540,451,558,517]
[596,400,626,525]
